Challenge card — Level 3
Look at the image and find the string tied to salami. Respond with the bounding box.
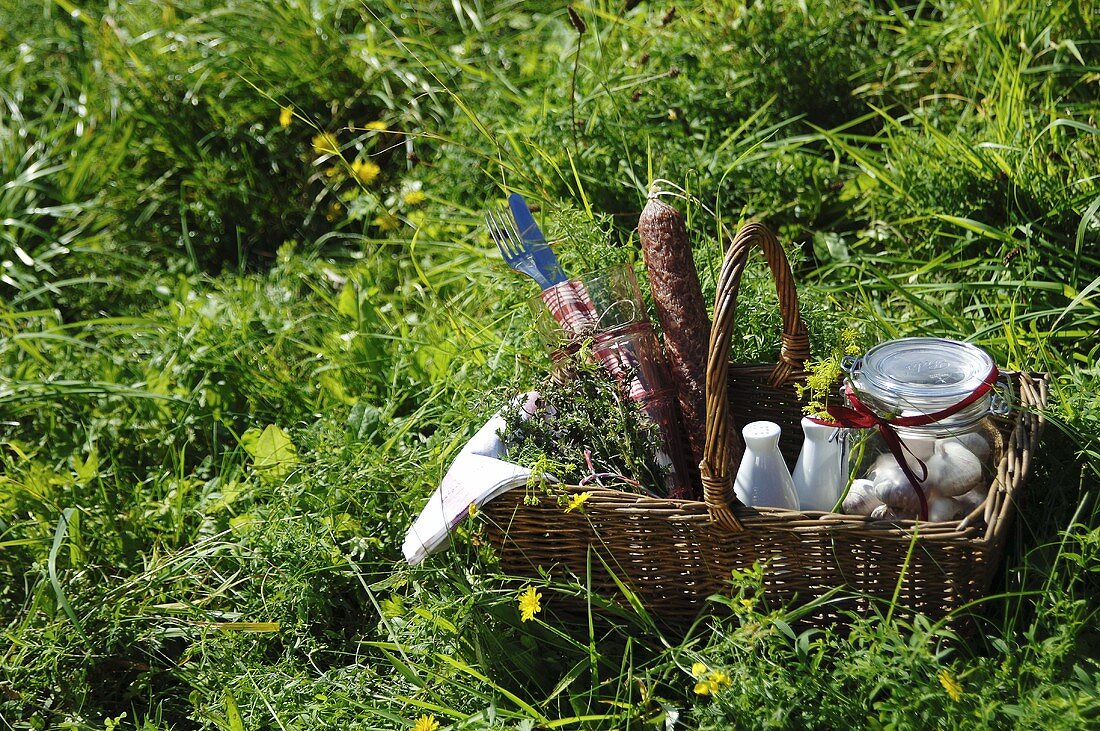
[824,364,1001,521]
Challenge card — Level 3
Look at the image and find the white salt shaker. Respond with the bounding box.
[734,421,799,510]
[792,417,848,511]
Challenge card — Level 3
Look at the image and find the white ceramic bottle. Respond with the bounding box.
[792,417,848,511]
[734,421,799,510]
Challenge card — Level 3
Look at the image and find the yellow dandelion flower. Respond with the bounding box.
[691,663,731,696]
[372,212,400,232]
[403,189,427,206]
[694,680,716,696]
[411,714,440,731]
[312,132,339,155]
[564,491,591,514]
[279,105,293,128]
[710,669,732,689]
[938,669,962,702]
[518,585,542,622]
[325,202,343,222]
[351,158,381,185]
[366,120,388,131]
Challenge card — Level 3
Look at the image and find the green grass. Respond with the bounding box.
[1,0,1098,729]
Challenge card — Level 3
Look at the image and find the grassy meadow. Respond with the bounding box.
[1,0,1098,728]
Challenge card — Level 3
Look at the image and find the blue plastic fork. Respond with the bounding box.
[507,193,567,286]
[486,208,566,290]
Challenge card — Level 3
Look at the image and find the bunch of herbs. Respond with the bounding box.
[501,347,669,499]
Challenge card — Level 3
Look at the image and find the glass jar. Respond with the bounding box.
[528,264,647,348]
[839,337,1009,522]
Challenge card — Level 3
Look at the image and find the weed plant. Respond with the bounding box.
[0,0,1097,729]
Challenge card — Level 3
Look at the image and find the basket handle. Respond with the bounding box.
[699,222,811,532]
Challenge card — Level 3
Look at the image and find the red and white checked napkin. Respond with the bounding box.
[540,281,652,401]
[539,280,598,337]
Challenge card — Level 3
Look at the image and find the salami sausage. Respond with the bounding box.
[638,191,712,484]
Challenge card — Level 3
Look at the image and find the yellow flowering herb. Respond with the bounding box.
[403,189,427,206]
[691,662,709,679]
[842,328,861,356]
[312,132,339,155]
[411,714,440,731]
[796,327,863,419]
[467,502,478,519]
[564,491,591,513]
[325,202,342,222]
[517,585,542,622]
[694,680,715,696]
[351,159,381,185]
[938,669,962,702]
[366,120,389,131]
[279,106,293,128]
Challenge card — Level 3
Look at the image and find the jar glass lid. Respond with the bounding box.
[851,337,994,408]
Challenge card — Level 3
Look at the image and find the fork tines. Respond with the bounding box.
[485,208,525,259]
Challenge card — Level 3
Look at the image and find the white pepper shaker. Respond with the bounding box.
[734,421,799,510]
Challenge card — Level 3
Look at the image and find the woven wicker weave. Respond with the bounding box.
[483,223,1048,625]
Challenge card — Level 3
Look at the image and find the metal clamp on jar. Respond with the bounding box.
[832,337,1011,522]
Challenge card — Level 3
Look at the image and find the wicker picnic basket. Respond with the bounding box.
[482,222,1048,626]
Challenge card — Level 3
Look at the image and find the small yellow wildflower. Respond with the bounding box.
[324,166,340,178]
[279,105,293,128]
[468,502,478,519]
[738,597,755,612]
[938,669,962,702]
[694,679,717,696]
[564,491,591,514]
[325,202,343,222]
[691,663,732,696]
[403,189,427,206]
[518,585,542,622]
[411,714,440,731]
[373,212,400,232]
[312,132,339,155]
[351,158,381,185]
[366,120,389,131]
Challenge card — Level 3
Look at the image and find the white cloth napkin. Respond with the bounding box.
[402,392,548,564]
